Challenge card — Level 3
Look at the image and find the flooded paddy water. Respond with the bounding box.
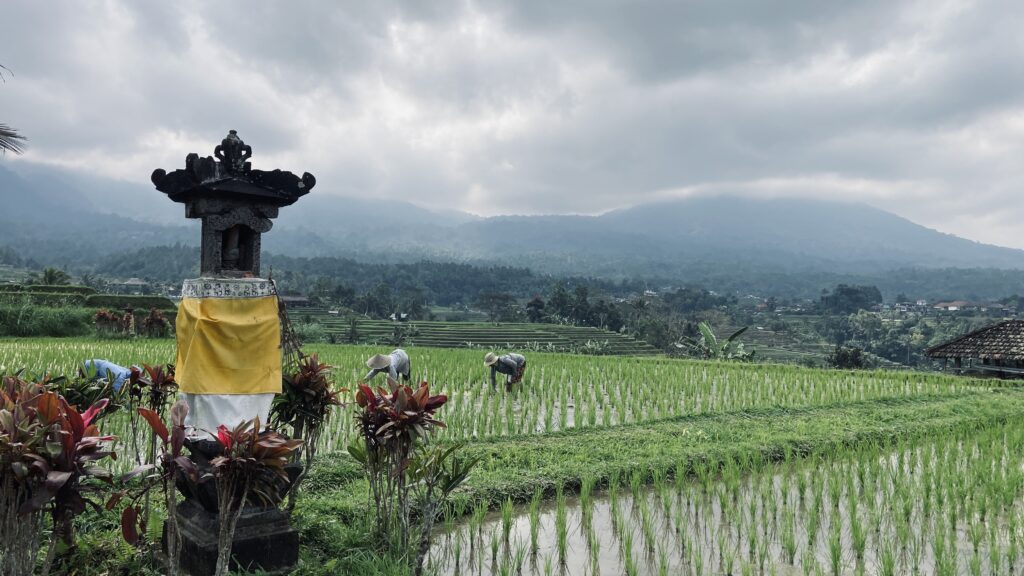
[428,422,1024,575]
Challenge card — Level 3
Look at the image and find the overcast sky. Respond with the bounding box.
[2,0,1024,247]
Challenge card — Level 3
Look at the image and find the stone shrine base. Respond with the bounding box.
[164,498,299,576]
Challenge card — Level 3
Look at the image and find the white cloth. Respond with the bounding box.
[183,392,274,439]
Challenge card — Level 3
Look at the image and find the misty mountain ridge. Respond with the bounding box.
[1,162,1023,280]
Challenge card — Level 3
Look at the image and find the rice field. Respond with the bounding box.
[0,338,977,459]
[429,420,1024,576]
[2,337,1019,576]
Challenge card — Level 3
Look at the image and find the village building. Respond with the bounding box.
[278,294,312,308]
[926,319,1024,377]
[115,277,149,295]
[932,300,972,312]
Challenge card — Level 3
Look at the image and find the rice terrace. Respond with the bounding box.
[4,336,1024,575]
[7,2,1024,575]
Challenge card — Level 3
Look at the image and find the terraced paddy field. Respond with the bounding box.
[296,309,661,355]
[1,338,1022,575]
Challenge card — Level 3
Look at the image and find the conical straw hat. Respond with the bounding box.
[366,353,392,370]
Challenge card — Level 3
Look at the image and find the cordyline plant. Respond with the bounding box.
[271,353,345,512]
[0,375,116,576]
[38,394,115,575]
[93,309,132,338]
[141,308,169,338]
[110,399,195,576]
[210,417,302,576]
[135,364,177,525]
[0,376,50,576]
[349,377,448,551]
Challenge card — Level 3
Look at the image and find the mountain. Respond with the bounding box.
[303,196,1024,277]
[2,162,1024,289]
[0,164,193,267]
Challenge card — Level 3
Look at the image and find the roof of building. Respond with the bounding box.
[926,320,1024,360]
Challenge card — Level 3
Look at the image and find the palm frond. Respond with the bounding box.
[0,123,27,155]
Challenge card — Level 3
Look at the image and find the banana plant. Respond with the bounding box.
[675,321,755,361]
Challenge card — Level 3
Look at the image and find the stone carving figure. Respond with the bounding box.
[214,129,252,174]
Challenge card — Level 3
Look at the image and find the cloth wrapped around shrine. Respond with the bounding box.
[175,278,281,434]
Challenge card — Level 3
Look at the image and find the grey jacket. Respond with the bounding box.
[490,353,526,386]
[365,348,411,382]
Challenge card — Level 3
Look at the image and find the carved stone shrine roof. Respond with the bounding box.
[151,130,315,207]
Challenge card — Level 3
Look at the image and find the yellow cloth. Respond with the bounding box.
[175,295,281,395]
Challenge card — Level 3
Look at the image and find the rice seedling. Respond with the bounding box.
[828,517,842,576]
[781,508,797,564]
[555,485,568,565]
[501,497,514,543]
[528,488,542,554]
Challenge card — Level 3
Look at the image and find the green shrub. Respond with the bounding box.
[294,322,329,344]
[0,292,88,307]
[0,284,96,295]
[84,294,174,310]
[0,304,93,337]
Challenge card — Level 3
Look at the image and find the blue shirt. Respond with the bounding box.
[83,359,136,392]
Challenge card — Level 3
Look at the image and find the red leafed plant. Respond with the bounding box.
[0,376,51,576]
[0,375,116,576]
[271,353,345,511]
[209,417,302,576]
[110,399,195,576]
[140,363,177,414]
[350,378,447,549]
[141,307,169,338]
[93,308,132,338]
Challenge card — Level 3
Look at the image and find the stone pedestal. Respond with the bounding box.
[164,499,299,576]
[165,440,303,575]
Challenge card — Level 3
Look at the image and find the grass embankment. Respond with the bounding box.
[292,387,1024,575]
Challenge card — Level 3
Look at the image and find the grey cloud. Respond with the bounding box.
[3,0,1024,248]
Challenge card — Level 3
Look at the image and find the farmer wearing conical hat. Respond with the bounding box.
[365,348,411,382]
[485,351,527,390]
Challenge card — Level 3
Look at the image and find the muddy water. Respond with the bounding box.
[429,447,1023,575]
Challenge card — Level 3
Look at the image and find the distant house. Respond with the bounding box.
[279,295,312,308]
[915,299,928,307]
[926,320,1024,377]
[932,300,972,312]
[117,278,149,295]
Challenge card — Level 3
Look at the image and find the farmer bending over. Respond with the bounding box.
[485,352,526,390]
[364,348,411,382]
[82,359,138,392]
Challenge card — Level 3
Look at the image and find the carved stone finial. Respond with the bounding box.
[213,129,252,174]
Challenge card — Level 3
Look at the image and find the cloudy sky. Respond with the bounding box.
[2,0,1024,247]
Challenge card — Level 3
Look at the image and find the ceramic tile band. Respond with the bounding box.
[180,278,277,299]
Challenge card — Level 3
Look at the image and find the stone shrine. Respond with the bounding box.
[153,129,314,277]
[152,130,314,575]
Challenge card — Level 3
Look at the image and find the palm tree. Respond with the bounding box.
[0,123,26,155]
[1,65,26,155]
[40,267,71,286]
